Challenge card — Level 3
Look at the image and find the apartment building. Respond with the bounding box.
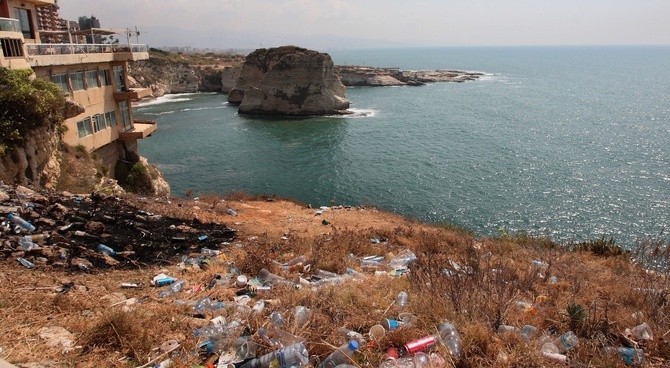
[0,0,155,176]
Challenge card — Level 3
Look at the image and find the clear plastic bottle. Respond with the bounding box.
[158,279,185,298]
[552,331,578,353]
[603,347,645,365]
[294,306,311,329]
[387,249,417,270]
[270,311,286,327]
[239,342,309,368]
[337,328,366,344]
[319,340,358,368]
[7,213,35,233]
[259,327,306,348]
[396,291,408,309]
[438,322,462,361]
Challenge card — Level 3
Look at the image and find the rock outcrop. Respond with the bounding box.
[228,46,350,116]
[335,66,483,86]
[0,125,61,189]
[221,66,241,94]
[128,58,222,96]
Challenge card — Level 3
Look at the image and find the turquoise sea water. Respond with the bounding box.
[135,46,670,246]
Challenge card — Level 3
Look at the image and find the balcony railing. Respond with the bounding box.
[0,17,20,33]
[25,43,148,56]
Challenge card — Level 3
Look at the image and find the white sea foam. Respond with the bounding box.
[135,93,196,107]
[346,108,377,118]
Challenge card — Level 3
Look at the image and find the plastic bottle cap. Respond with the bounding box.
[348,340,359,351]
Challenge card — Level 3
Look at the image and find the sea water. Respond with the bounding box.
[135,46,670,246]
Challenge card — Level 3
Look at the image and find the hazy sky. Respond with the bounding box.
[59,0,670,49]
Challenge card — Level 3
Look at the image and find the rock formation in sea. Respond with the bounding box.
[227,46,350,116]
[335,66,483,86]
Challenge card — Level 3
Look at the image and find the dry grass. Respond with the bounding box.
[1,197,669,367]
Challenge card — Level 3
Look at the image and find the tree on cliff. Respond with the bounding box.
[0,68,66,155]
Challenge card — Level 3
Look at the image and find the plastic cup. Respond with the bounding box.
[369,324,385,341]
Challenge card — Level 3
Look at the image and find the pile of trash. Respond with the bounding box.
[0,184,661,367]
[0,184,236,271]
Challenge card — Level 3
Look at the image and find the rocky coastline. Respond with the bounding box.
[129,50,483,101]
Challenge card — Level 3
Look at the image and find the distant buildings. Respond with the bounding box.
[1,0,154,177]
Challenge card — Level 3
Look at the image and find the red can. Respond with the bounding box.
[404,335,437,354]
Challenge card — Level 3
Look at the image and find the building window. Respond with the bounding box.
[0,38,24,57]
[77,118,92,138]
[70,72,84,91]
[85,70,99,89]
[105,111,117,127]
[51,74,68,92]
[101,70,112,86]
[14,8,33,39]
[113,65,126,92]
[119,101,131,130]
[92,114,106,132]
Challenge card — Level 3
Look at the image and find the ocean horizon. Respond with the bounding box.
[135,45,670,247]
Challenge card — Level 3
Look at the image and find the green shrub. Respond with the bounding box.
[0,68,65,155]
[115,161,154,194]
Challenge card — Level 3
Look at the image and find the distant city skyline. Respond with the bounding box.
[60,0,670,49]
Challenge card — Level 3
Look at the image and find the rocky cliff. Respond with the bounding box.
[128,58,223,96]
[228,46,350,116]
[0,98,84,190]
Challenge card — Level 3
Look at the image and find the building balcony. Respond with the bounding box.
[114,87,152,102]
[0,18,20,33]
[119,120,156,140]
[25,43,149,67]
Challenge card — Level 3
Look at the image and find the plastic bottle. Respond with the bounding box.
[541,343,566,363]
[438,322,462,360]
[294,306,311,329]
[259,327,306,348]
[552,331,578,353]
[239,342,309,368]
[19,236,37,251]
[158,279,185,298]
[387,249,417,270]
[396,291,408,309]
[97,244,116,256]
[270,311,286,327]
[258,268,293,286]
[17,257,34,269]
[227,209,238,217]
[603,347,645,365]
[630,322,653,341]
[319,340,358,368]
[7,213,35,233]
[194,320,242,339]
[337,327,366,344]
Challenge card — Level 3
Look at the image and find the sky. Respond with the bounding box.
[59,0,670,49]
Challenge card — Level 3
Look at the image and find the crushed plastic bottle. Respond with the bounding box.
[158,279,185,298]
[337,327,366,344]
[19,236,37,251]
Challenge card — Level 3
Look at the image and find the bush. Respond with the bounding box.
[116,161,154,194]
[0,68,65,154]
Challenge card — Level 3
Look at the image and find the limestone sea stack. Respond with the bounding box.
[227,46,350,116]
